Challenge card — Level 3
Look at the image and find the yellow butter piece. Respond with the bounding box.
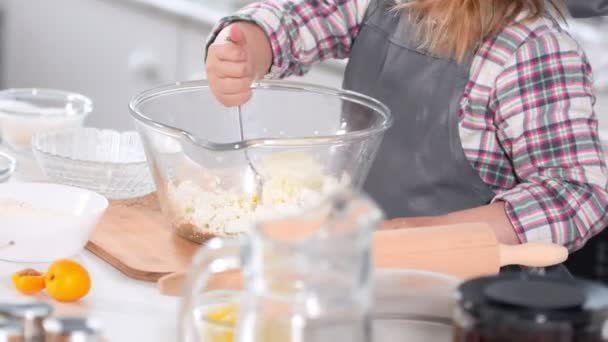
[206,303,238,325]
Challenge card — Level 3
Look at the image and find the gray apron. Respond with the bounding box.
[566,0,608,17]
[343,0,495,218]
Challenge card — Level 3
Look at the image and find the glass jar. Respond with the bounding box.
[453,274,608,342]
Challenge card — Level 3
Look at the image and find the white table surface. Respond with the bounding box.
[0,147,181,341]
[0,146,458,342]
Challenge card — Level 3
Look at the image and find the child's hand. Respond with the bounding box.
[207,24,263,107]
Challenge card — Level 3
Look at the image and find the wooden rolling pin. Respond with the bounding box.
[158,223,568,296]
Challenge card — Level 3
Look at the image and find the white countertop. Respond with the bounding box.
[0,254,179,341]
[0,149,181,341]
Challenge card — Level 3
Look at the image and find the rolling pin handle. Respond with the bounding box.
[499,242,568,268]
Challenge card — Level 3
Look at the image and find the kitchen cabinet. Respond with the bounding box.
[176,21,210,82]
[2,0,179,130]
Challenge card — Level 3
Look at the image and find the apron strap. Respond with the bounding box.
[362,0,385,24]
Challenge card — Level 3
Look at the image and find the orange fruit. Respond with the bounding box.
[12,268,46,295]
[45,259,91,302]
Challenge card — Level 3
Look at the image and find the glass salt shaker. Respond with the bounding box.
[0,302,52,342]
[0,319,24,342]
[43,317,102,342]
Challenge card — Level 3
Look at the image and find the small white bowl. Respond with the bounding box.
[0,182,108,263]
[32,127,155,199]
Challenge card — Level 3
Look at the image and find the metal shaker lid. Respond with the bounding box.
[43,317,101,340]
[0,302,53,319]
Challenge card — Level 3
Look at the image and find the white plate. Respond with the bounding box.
[0,182,108,262]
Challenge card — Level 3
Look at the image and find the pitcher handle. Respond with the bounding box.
[177,237,242,342]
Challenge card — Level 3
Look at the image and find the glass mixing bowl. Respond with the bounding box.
[129,80,392,243]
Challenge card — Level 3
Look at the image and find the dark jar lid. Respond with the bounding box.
[457,274,608,331]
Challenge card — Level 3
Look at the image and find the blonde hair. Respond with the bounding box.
[394,0,563,62]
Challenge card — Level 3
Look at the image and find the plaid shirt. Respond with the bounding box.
[209,0,608,251]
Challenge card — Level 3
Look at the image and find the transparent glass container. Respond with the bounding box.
[0,88,92,152]
[192,269,460,342]
[32,128,154,199]
[177,190,382,342]
[129,80,392,243]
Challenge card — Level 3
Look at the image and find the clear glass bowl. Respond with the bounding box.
[0,152,16,183]
[129,80,392,243]
[0,88,92,151]
[32,128,155,199]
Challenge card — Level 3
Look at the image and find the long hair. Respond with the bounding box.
[394,0,564,62]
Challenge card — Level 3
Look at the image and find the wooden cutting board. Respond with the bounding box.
[86,193,199,282]
[88,193,567,285]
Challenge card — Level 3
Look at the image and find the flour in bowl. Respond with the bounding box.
[0,199,71,219]
[167,151,350,242]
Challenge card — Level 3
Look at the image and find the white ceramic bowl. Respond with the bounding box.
[0,89,92,151]
[32,127,155,199]
[0,182,108,262]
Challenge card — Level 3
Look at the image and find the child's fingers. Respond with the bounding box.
[208,44,247,62]
[211,61,251,79]
[208,72,252,107]
[215,77,253,95]
[217,91,253,107]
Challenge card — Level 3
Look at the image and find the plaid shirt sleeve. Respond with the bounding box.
[206,0,366,78]
[491,32,608,251]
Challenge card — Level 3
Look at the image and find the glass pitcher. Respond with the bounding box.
[177,190,383,342]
